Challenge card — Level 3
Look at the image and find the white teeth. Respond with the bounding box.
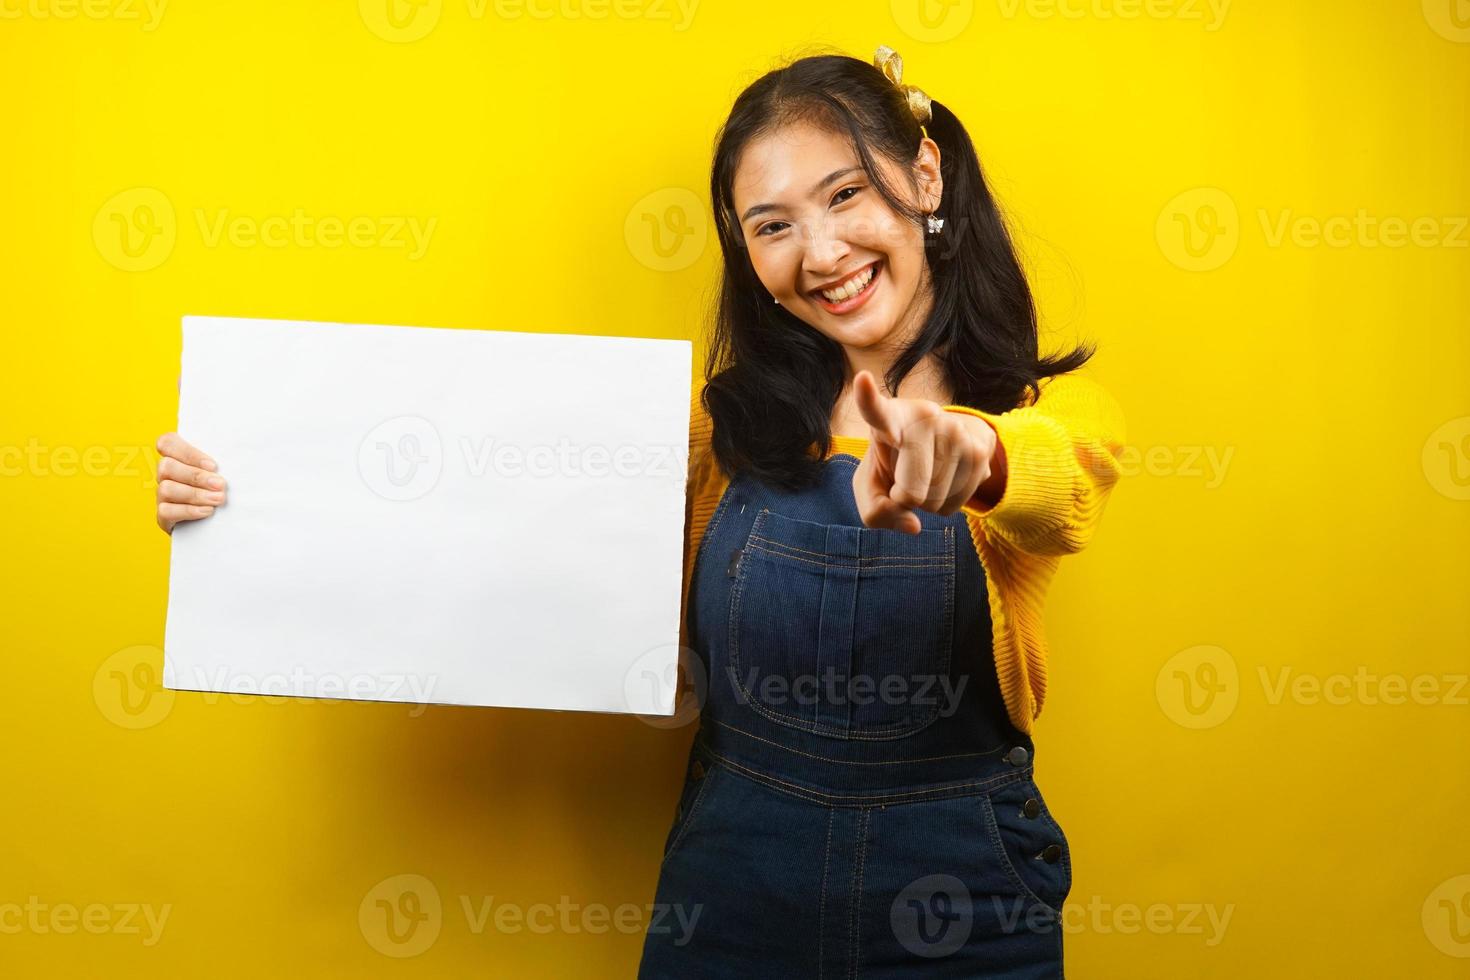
[819,264,876,303]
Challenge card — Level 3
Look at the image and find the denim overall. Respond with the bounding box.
[639,452,1074,979]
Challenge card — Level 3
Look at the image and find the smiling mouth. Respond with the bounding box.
[810,259,883,313]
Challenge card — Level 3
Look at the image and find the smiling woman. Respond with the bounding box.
[636,45,1126,978]
[734,135,935,353]
[703,46,1100,489]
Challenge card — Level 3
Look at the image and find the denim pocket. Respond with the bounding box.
[979,777,1073,917]
[727,507,956,739]
[661,757,720,866]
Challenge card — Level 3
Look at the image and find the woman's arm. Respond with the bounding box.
[942,372,1127,556]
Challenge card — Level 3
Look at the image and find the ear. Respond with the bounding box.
[914,136,943,214]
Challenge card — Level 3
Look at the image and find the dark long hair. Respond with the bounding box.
[702,48,1095,491]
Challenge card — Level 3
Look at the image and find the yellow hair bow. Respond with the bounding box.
[873,44,933,139]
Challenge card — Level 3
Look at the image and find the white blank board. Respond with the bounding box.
[163,315,691,715]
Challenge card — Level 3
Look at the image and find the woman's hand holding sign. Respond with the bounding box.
[155,432,225,534]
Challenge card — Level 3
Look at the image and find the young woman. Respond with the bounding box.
[153,44,1125,979]
[635,46,1125,978]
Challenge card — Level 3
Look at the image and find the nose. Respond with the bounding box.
[800,216,852,281]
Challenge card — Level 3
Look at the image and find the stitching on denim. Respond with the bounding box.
[693,479,739,572]
[814,532,836,733]
[660,765,718,869]
[818,807,834,980]
[683,478,740,655]
[745,540,951,571]
[753,528,951,558]
[937,523,955,700]
[708,750,1026,806]
[848,807,869,980]
[725,669,945,741]
[747,534,951,565]
[980,791,1062,917]
[725,507,762,727]
[752,537,946,567]
[706,718,1010,765]
[726,515,958,741]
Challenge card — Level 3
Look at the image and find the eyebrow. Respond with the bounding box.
[739,167,864,225]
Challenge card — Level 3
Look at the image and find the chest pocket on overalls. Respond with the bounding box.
[727,506,956,739]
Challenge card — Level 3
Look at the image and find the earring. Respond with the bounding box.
[926,212,944,234]
[773,295,780,305]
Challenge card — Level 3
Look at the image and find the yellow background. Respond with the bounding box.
[3,0,1468,975]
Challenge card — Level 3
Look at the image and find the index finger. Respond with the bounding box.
[852,370,902,446]
[156,432,217,471]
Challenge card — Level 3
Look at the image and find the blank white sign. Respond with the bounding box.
[163,315,690,715]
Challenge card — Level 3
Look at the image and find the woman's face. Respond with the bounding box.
[731,120,942,356]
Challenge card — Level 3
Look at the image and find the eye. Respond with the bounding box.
[755,221,789,237]
[832,185,862,206]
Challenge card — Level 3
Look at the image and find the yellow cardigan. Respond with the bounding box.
[680,372,1127,735]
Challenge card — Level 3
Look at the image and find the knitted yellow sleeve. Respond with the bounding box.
[942,373,1127,556]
